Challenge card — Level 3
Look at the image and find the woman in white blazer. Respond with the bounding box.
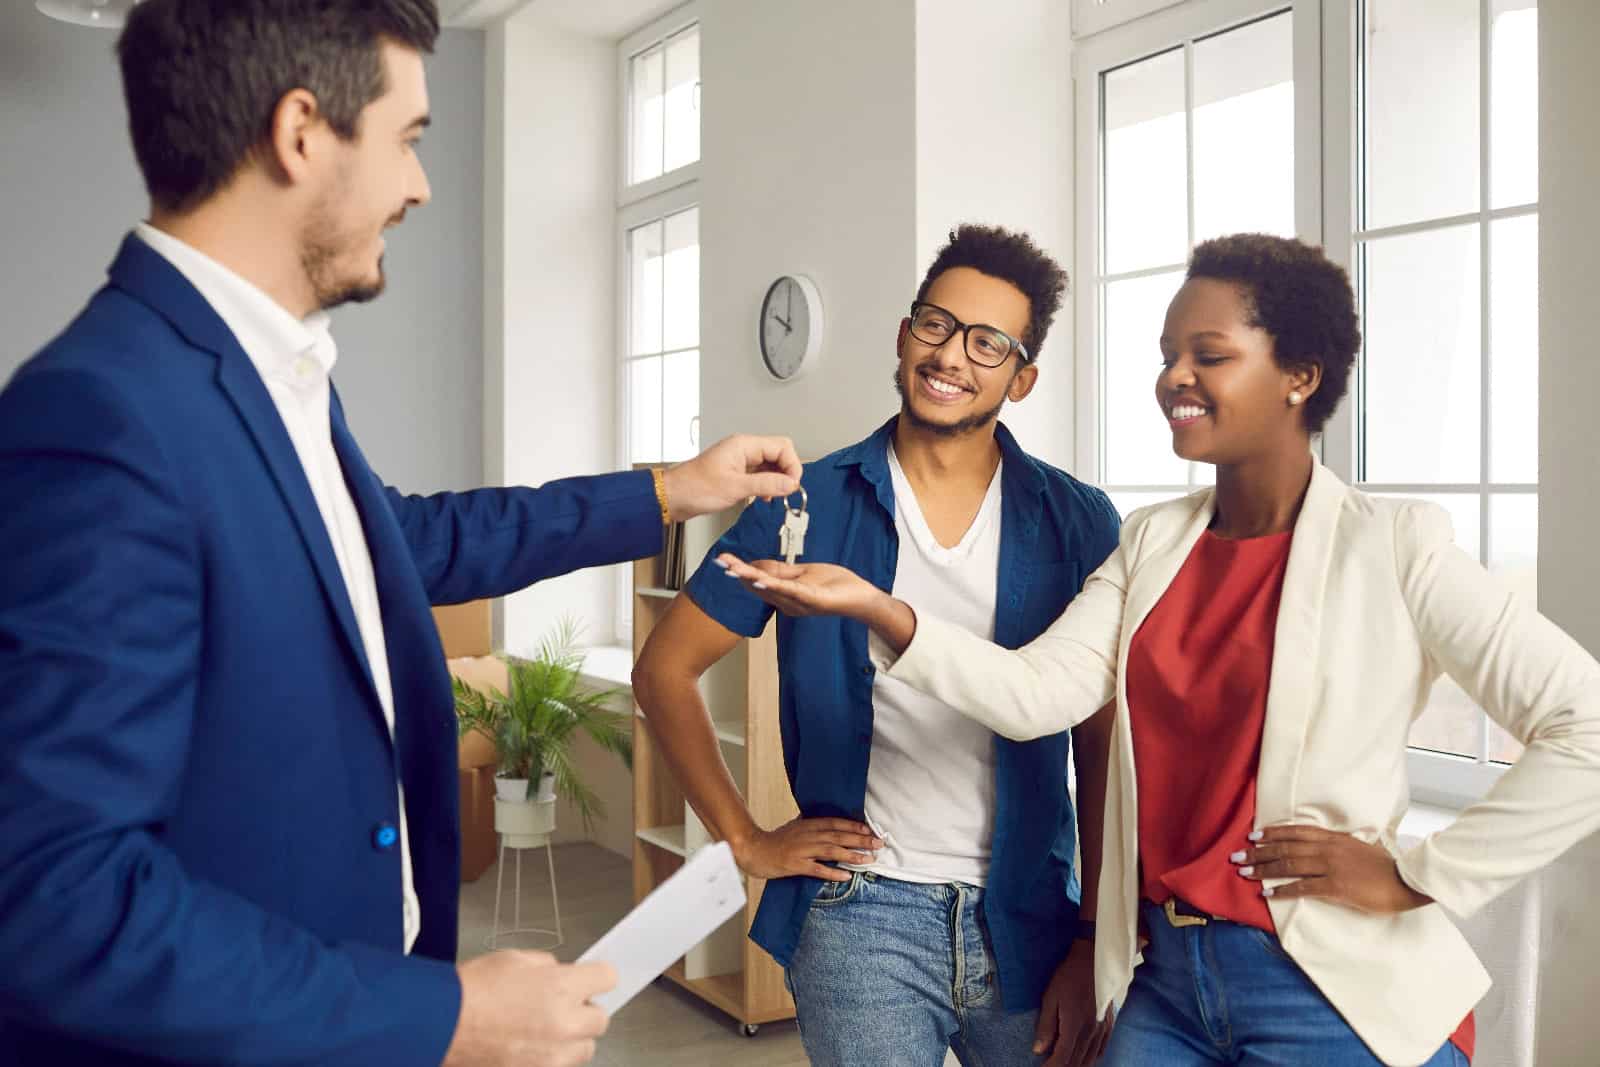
[718,234,1600,1066]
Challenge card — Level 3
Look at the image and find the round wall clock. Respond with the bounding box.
[759,274,823,381]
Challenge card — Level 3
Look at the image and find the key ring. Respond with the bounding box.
[783,486,807,515]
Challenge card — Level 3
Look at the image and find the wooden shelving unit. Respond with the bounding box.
[630,512,799,1035]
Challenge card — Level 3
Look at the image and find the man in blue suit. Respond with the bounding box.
[0,3,798,1065]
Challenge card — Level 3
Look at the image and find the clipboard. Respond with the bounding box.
[577,842,747,1014]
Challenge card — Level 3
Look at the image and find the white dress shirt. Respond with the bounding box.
[135,223,421,954]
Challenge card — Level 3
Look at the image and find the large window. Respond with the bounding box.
[1351,0,1539,796]
[624,206,700,465]
[1075,0,1540,806]
[1082,7,1298,518]
[618,4,702,639]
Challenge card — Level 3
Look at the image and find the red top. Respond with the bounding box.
[1125,528,1473,1060]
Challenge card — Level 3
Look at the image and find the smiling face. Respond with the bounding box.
[300,40,433,310]
[1156,276,1319,466]
[893,266,1038,437]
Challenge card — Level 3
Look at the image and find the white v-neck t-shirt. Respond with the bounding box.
[846,445,1004,887]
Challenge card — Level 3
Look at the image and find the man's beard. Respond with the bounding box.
[301,240,386,311]
[893,365,1008,437]
[300,192,390,311]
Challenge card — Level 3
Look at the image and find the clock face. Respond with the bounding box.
[760,276,817,381]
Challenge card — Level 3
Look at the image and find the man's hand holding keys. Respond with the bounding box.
[443,951,617,1067]
[661,434,802,520]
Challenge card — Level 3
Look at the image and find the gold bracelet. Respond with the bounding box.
[651,467,672,526]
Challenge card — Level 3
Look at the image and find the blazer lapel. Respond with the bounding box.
[1119,491,1215,653]
[214,357,378,697]
[108,235,380,710]
[1254,462,1348,824]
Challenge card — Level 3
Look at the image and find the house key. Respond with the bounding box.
[778,486,809,565]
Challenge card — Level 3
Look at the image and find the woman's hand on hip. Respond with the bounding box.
[1231,824,1433,914]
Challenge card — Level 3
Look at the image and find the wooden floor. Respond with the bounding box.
[457,842,811,1066]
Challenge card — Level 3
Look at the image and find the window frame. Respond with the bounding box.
[617,2,703,206]
[1073,0,1536,808]
[615,1,703,644]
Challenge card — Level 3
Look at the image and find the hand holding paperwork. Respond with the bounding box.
[577,842,747,1014]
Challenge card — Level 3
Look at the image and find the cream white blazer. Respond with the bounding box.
[875,464,1600,1066]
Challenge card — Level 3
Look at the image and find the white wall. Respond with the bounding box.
[1532,3,1600,1064]
[914,0,1078,471]
[485,11,621,656]
[698,0,920,460]
[697,0,1078,467]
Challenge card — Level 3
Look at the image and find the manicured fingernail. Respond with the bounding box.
[1033,1043,1045,1054]
[712,558,729,569]
[724,568,741,577]
[1238,866,1254,877]
[752,582,768,590]
[1248,831,1263,841]
[1229,851,1247,863]
[1262,886,1275,897]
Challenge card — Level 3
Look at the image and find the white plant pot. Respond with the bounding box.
[495,776,529,803]
[494,794,557,845]
[495,772,557,803]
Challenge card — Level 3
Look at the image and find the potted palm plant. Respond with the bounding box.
[453,618,632,836]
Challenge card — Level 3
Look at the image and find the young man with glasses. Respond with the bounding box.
[633,225,1122,1066]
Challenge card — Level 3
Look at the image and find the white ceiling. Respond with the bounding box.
[443,0,685,39]
[439,0,533,28]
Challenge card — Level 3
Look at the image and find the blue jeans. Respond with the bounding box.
[1102,901,1469,1066]
[785,870,1043,1067]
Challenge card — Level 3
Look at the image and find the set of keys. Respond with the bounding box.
[777,486,809,565]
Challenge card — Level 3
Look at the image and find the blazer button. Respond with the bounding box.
[372,822,399,851]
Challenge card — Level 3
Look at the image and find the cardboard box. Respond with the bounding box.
[432,602,502,883]
[434,600,492,659]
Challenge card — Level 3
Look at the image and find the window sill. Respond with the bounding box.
[577,644,633,692]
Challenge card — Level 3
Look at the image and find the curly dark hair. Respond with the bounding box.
[915,224,1068,362]
[119,0,441,214]
[1186,234,1360,433]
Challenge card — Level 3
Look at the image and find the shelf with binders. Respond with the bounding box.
[629,503,798,1034]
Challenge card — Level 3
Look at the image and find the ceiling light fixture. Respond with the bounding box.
[35,0,141,29]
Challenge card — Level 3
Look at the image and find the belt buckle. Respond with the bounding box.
[1163,897,1208,928]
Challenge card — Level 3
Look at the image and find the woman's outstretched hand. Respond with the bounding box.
[714,554,920,655]
[714,555,882,620]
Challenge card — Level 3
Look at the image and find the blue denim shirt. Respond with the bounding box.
[684,418,1121,1011]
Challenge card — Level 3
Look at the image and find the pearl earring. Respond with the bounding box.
[1288,391,1304,406]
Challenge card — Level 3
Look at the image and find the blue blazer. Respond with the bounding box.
[0,236,663,1065]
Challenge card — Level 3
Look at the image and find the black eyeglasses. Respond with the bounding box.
[906,301,1030,367]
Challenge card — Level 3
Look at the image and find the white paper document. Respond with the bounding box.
[577,841,747,1014]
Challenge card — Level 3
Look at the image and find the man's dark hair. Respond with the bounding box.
[1187,233,1361,433]
[118,0,441,213]
[914,224,1068,361]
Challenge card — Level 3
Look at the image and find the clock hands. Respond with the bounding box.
[770,313,792,332]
